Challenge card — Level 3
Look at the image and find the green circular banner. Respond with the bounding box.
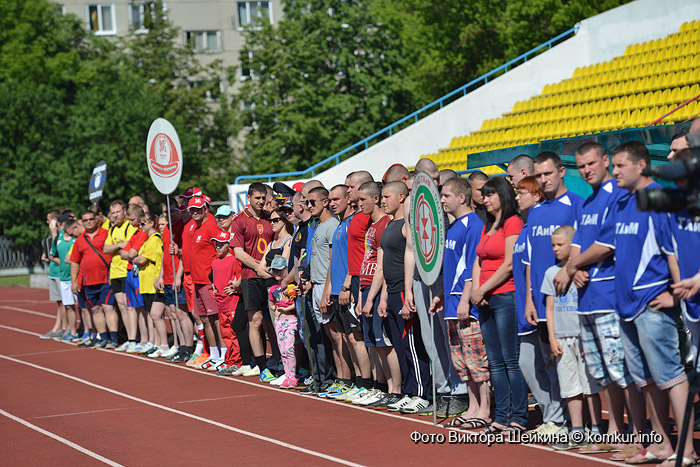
[411,172,445,286]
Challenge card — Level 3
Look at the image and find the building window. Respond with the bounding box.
[130,2,155,32]
[87,4,116,35]
[187,80,223,102]
[237,1,271,28]
[240,50,255,80]
[185,31,221,53]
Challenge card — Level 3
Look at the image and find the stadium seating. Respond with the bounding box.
[423,20,700,172]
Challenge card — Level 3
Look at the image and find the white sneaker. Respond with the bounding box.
[147,346,168,358]
[231,365,250,376]
[345,387,368,402]
[399,396,430,414]
[208,358,226,372]
[387,394,412,412]
[270,374,286,386]
[241,365,260,377]
[139,342,154,354]
[336,386,361,402]
[126,342,144,353]
[162,346,179,359]
[354,389,383,406]
[114,341,130,352]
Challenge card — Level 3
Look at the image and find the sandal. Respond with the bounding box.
[460,418,489,430]
[504,423,526,433]
[447,416,471,428]
[482,423,506,435]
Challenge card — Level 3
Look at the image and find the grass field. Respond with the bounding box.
[0,275,30,287]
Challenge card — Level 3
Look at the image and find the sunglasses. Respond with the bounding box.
[214,242,228,248]
[139,222,150,227]
[305,198,326,207]
[270,218,282,223]
[82,217,96,222]
[189,206,205,212]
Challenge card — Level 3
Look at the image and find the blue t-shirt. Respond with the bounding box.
[330,214,352,295]
[670,210,700,322]
[526,190,583,320]
[513,225,536,335]
[443,212,483,320]
[541,263,580,338]
[596,183,675,321]
[572,179,625,314]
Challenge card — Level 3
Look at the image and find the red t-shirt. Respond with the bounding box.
[124,229,148,271]
[475,215,523,295]
[162,220,184,285]
[211,254,242,312]
[360,215,391,289]
[181,218,196,274]
[347,211,372,276]
[70,228,111,286]
[190,216,222,284]
[230,207,274,280]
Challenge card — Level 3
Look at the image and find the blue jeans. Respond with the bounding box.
[479,292,528,426]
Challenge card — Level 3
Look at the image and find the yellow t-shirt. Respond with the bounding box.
[101,218,111,230]
[105,221,137,279]
[138,232,163,295]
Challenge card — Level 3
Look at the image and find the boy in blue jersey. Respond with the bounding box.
[524,151,583,435]
[431,177,490,428]
[568,141,690,464]
[554,142,645,455]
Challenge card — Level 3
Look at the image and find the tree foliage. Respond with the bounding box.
[0,0,237,247]
[235,0,417,174]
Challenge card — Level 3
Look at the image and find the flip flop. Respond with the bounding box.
[579,443,621,454]
[625,449,666,465]
[665,454,700,466]
[447,416,472,428]
[482,423,506,435]
[459,418,489,430]
[611,445,642,462]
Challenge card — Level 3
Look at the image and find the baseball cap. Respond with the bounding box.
[188,197,206,210]
[270,256,288,270]
[181,187,203,199]
[215,205,233,217]
[203,195,211,205]
[292,182,304,192]
[211,230,232,243]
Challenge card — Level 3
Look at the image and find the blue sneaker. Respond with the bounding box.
[297,368,310,379]
[260,368,276,383]
[61,333,78,343]
[327,384,352,399]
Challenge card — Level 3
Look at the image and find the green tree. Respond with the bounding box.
[235,0,417,175]
[0,0,236,248]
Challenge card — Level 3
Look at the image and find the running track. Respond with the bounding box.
[0,286,686,466]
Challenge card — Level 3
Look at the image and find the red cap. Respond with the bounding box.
[211,230,232,243]
[181,187,203,199]
[188,197,206,210]
[292,182,304,192]
[203,195,211,205]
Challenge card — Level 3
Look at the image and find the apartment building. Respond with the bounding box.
[60,1,282,86]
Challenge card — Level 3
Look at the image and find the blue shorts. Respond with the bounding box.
[125,270,144,308]
[620,305,686,390]
[84,283,115,307]
[77,290,87,309]
[360,288,392,348]
[164,284,187,307]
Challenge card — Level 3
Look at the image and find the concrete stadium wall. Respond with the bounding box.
[228,0,700,206]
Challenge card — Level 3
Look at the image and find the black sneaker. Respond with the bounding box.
[78,337,94,347]
[298,384,318,395]
[105,340,118,350]
[173,351,192,363]
[142,346,159,356]
[445,397,468,418]
[92,339,108,349]
[528,395,539,409]
[369,393,402,410]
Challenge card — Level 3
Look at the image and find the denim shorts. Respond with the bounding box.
[620,305,686,390]
[163,284,187,307]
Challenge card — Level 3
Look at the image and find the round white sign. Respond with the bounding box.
[146,118,183,195]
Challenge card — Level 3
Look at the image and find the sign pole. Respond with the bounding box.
[146,118,184,329]
[410,171,446,427]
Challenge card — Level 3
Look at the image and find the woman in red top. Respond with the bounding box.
[471,176,528,432]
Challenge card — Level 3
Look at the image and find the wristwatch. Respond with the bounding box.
[341,285,350,292]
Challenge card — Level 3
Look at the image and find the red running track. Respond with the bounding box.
[0,286,664,465]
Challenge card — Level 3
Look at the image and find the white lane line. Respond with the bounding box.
[10,349,81,358]
[0,305,54,319]
[0,354,365,467]
[0,299,52,304]
[0,324,41,337]
[177,394,257,404]
[0,408,123,466]
[34,407,134,419]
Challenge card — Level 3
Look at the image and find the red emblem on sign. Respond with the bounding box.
[417,194,437,264]
[149,133,180,178]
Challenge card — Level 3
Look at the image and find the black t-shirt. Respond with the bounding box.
[290,218,310,268]
[380,219,406,294]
